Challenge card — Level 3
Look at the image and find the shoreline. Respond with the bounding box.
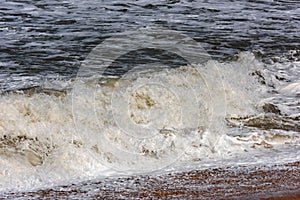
[3,161,299,199]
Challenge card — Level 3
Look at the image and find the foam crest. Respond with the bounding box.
[0,52,299,191]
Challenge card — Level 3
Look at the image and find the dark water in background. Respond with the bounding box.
[0,0,299,91]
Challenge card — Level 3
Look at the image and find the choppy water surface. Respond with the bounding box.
[0,0,299,194]
[1,0,299,91]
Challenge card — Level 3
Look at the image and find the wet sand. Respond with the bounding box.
[3,162,299,199]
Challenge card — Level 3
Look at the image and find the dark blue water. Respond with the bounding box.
[0,0,299,91]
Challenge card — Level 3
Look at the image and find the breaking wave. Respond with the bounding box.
[0,52,299,191]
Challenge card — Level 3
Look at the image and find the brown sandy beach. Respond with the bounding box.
[3,161,299,200]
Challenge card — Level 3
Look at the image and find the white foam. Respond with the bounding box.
[0,52,299,192]
[281,81,300,96]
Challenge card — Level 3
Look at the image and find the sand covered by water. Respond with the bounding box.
[2,161,299,199]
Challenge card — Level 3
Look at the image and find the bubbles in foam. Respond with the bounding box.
[281,81,300,96]
[0,52,299,192]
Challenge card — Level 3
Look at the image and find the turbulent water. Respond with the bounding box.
[0,0,299,193]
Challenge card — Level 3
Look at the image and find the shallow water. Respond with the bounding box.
[0,0,299,193]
